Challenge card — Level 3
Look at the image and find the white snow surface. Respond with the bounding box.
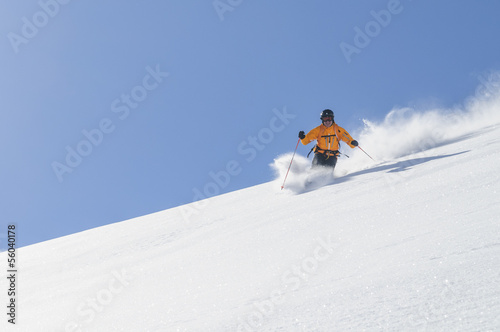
[2,87,500,331]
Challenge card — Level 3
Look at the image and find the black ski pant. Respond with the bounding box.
[312,153,338,169]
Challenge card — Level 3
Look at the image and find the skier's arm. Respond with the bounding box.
[337,127,357,148]
[300,127,320,145]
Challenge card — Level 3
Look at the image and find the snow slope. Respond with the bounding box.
[2,89,500,331]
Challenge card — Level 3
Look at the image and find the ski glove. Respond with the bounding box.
[351,140,358,147]
[298,131,306,139]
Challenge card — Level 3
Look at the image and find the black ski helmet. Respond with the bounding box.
[320,109,334,120]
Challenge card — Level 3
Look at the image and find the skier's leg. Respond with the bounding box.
[313,154,337,169]
[325,156,337,169]
[312,154,327,168]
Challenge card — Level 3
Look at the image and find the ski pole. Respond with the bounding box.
[339,152,350,158]
[358,146,375,161]
[281,138,301,190]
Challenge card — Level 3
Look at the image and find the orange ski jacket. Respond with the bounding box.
[301,123,356,152]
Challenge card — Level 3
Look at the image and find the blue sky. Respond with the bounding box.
[1,0,500,248]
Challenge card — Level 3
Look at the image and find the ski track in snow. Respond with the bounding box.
[2,87,500,331]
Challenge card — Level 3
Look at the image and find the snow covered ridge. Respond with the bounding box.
[1,80,500,331]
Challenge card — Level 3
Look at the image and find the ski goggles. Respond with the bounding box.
[322,116,333,122]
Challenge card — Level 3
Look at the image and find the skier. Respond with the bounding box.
[298,109,358,169]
